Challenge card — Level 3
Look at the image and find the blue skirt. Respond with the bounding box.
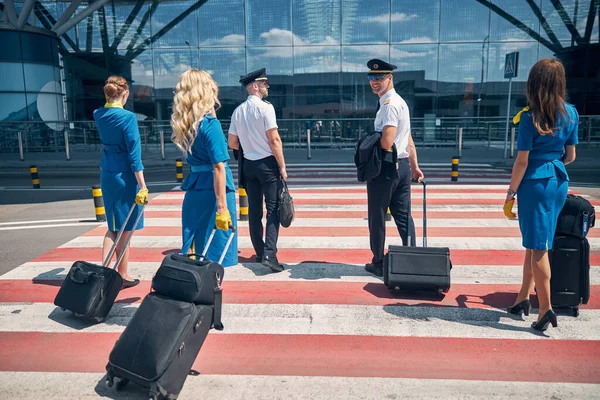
[517,176,568,250]
[181,189,238,267]
[100,171,143,232]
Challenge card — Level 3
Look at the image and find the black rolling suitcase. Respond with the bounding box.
[383,180,452,295]
[53,202,145,322]
[105,226,235,400]
[549,194,595,317]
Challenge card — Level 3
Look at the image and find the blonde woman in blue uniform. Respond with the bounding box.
[171,70,236,266]
[504,58,579,331]
[94,76,148,289]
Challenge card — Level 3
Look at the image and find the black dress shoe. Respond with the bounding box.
[262,255,284,273]
[531,309,558,332]
[507,299,531,316]
[255,255,263,263]
[121,278,140,289]
[364,262,383,277]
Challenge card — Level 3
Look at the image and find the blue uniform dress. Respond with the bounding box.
[93,104,144,232]
[180,115,238,267]
[516,104,579,250]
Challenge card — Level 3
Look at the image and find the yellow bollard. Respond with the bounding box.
[92,185,106,222]
[385,207,391,221]
[30,165,40,188]
[239,188,248,221]
[451,156,460,182]
[176,159,183,183]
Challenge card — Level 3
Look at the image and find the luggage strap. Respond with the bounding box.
[213,272,224,330]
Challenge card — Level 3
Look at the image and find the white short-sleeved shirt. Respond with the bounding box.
[374,88,410,159]
[228,95,278,161]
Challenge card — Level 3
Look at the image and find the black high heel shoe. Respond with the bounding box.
[507,299,531,316]
[531,310,558,332]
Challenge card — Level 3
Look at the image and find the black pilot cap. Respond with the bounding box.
[367,59,397,75]
[239,68,268,86]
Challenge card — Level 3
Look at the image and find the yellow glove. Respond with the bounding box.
[216,209,232,231]
[135,188,148,205]
[504,198,517,219]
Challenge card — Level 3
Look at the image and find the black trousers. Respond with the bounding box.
[243,155,281,258]
[367,158,414,264]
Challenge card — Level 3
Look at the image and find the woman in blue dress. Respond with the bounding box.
[170,70,237,266]
[93,76,148,288]
[504,58,579,331]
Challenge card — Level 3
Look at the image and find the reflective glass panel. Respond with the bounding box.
[342,0,390,44]
[0,93,27,121]
[0,31,22,61]
[487,42,539,83]
[153,49,199,93]
[199,48,246,87]
[293,0,341,45]
[23,64,62,93]
[540,0,590,42]
[490,0,541,41]
[440,0,490,42]
[198,0,245,46]
[0,62,26,91]
[390,44,438,82]
[391,0,440,43]
[151,0,199,48]
[246,0,292,46]
[106,0,153,52]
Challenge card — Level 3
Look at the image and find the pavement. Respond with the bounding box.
[0,164,600,399]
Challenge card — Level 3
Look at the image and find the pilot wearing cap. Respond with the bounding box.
[227,68,287,273]
[364,59,425,277]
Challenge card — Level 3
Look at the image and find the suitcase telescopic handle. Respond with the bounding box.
[102,201,147,269]
[411,179,427,247]
[201,225,237,265]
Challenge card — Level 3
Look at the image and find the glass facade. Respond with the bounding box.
[1,0,599,124]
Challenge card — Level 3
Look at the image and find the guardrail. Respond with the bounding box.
[1,116,599,160]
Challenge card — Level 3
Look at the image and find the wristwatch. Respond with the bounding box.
[507,189,516,198]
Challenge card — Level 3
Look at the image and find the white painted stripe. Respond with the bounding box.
[278,177,511,183]
[145,204,531,212]
[0,218,98,226]
[143,218,522,228]
[229,162,496,168]
[4,261,600,284]
[1,302,599,340]
[57,236,600,250]
[0,222,102,231]
[157,192,518,200]
[2,372,596,399]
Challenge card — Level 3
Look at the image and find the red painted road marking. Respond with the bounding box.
[32,248,600,266]
[1,280,599,309]
[144,210,511,219]
[151,198,546,206]
[0,332,598,383]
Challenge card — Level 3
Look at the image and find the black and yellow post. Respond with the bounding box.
[238,188,248,221]
[385,207,391,221]
[30,165,40,188]
[176,158,183,183]
[451,156,460,182]
[92,185,106,222]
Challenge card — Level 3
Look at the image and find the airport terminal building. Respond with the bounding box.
[0,0,599,149]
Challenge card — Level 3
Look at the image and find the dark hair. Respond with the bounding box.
[103,76,129,100]
[526,58,568,136]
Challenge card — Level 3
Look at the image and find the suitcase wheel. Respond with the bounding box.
[116,378,129,391]
[105,377,114,388]
[60,307,66,312]
[213,322,224,331]
[94,316,105,323]
[573,308,580,317]
[437,289,444,297]
[74,312,83,318]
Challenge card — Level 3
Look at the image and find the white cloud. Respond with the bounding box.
[390,48,431,59]
[398,37,434,44]
[201,34,245,46]
[364,13,417,23]
[260,28,300,46]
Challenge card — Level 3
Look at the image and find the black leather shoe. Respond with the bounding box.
[507,299,531,316]
[531,309,558,332]
[121,278,140,289]
[262,255,284,273]
[365,262,383,277]
[255,255,263,263]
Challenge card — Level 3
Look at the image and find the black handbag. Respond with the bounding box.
[279,179,295,228]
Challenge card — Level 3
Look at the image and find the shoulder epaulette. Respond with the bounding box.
[263,100,271,104]
[383,99,390,105]
[513,106,530,125]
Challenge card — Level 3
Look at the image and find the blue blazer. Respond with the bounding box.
[94,107,144,173]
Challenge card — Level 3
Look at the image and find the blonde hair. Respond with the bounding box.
[171,69,220,154]
[104,76,128,102]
